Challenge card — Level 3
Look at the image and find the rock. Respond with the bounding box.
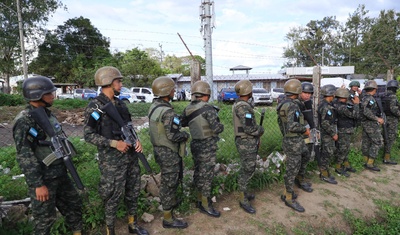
[141,213,154,223]
[157,205,163,211]
[214,163,220,173]
[146,175,160,197]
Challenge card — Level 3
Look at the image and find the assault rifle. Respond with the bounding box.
[101,102,153,174]
[29,107,84,190]
[375,97,388,145]
[257,108,266,152]
[302,109,321,164]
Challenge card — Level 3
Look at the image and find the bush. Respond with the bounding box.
[0,93,25,106]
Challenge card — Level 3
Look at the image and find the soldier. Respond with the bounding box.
[381,80,399,165]
[318,84,338,184]
[277,79,309,212]
[348,81,362,98]
[295,82,314,192]
[83,66,148,235]
[13,76,82,235]
[334,88,360,177]
[233,80,264,214]
[181,81,224,218]
[148,76,190,229]
[360,80,384,171]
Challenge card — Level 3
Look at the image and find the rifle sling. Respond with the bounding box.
[148,104,171,119]
[185,106,215,123]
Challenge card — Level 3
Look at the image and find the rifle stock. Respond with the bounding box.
[102,102,153,174]
[29,107,84,190]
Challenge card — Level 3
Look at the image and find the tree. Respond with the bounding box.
[29,16,112,86]
[0,0,64,93]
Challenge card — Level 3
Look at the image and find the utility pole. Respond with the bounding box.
[16,0,28,79]
[200,0,215,101]
[158,43,164,64]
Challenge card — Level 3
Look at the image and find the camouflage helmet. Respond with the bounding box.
[284,79,302,95]
[387,80,399,89]
[349,81,360,88]
[364,80,378,89]
[191,81,211,96]
[320,84,336,97]
[95,66,123,86]
[234,80,253,96]
[22,76,57,101]
[152,76,175,97]
[335,88,350,98]
[301,82,314,93]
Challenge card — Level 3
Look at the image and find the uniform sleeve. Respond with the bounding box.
[362,97,378,121]
[389,95,400,117]
[203,106,224,135]
[83,100,112,147]
[341,103,360,119]
[13,117,44,188]
[319,105,336,137]
[286,103,307,134]
[235,104,264,137]
[163,109,189,142]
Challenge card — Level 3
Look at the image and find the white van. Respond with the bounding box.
[130,87,154,103]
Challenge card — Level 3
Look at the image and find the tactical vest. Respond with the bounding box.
[232,100,253,138]
[381,93,395,116]
[277,99,304,137]
[336,102,355,128]
[318,101,337,126]
[148,103,179,152]
[95,95,131,140]
[185,101,214,139]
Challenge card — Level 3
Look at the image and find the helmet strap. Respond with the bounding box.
[40,99,52,107]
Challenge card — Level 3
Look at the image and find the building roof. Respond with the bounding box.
[177,74,286,82]
[229,65,253,71]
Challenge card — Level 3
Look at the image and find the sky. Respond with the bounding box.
[46,0,400,75]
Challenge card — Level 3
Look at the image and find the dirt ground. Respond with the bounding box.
[2,107,400,234]
[108,164,400,235]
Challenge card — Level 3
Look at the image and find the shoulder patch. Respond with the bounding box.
[245,113,252,119]
[295,111,300,118]
[327,110,332,115]
[173,116,180,125]
[369,100,375,105]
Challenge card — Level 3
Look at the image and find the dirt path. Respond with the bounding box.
[114,164,400,235]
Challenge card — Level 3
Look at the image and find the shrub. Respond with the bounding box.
[0,93,25,106]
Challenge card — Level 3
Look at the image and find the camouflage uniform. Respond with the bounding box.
[318,99,337,171]
[182,101,224,197]
[277,98,308,195]
[148,99,189,211]
[84,93,141,227]
[383,90,400,154]
[233,100,264,193]
[297,97,312,176]
[13,105,82,234]
[335,100,360,165]
[361,93,383,159]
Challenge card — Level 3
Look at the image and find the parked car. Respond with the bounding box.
[175,89,191,101]
[74,88,97,100]
[217,88,238,103]
[271,88,284,101]
[97,86,139,103]
[252,88,273,105]
[130,87,154,103]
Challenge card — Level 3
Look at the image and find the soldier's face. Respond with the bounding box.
[41,92,55,106]
[300,92,312,101]
[112,79,122,92]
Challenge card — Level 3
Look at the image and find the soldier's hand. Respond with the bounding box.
[377,117,384,125]
[117,140,132,153]
[36,185,49,202]
[352,96,360,104]
[135,140,143,153]
[332,134,338,141]
[303,128,310,136]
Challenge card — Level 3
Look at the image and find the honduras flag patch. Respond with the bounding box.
[245,113,252,119]
[327,110,332,115]
[91,111,100,120]
[173,116,180,125]
[29,127,38,137]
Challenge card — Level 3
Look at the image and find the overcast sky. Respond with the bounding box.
[47,0,399,75]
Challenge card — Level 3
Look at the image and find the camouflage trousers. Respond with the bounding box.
[235,137,258,192]
[98,151,141,227]
[384,116,399,154]
[336,129,353,165]
[361,122,383,159]
[320,134,336,171]
[29,175,82,235]
[154,146,181,211]
[282,136,309,193]
[191,138,218,197]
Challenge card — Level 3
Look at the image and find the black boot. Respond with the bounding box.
[295,178,313,192]
[280,194,305,212]
[128,222,149,235]
[162,218,188,229]
[106,226,115,235]
[239,201,256,214]
[335,167,350,177]
[198,197,221,217]
[383,159,397,165]
[345,166,356,173]
[244,192,255,201]
[320,173,338,184]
